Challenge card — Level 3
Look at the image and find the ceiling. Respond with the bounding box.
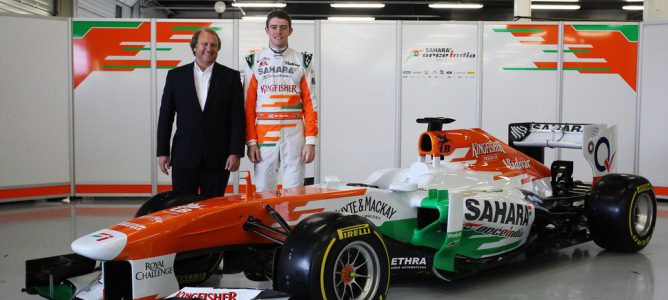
[141,0,644,21]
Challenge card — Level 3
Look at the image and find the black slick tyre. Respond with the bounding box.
[135,191,222,286]
[275,212,390,300]
[587,174,656,253]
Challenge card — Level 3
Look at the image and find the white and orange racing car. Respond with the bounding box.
[25,118,657,300]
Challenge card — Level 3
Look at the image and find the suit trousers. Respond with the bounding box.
[172,158,231,198]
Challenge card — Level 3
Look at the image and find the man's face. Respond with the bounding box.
[265,17,292,49]
[194,31,219,68]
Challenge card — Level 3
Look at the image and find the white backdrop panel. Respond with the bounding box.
[0,15,70,187]
[155,20,235,186]
[639,22,668,188]
[238,20,316,184]
[561,23,639,180]
[73,19,151,188]
[482,23,559,164]
[320,21,397,182]
[401,22,479,167]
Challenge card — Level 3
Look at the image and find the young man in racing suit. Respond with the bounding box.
[244,10,318,192]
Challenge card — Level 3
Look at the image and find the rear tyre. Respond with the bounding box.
[135,191,222,286]
[275,213,390,300]
[587,174,656,253]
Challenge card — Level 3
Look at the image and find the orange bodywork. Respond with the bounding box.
[418,128,551,185]
[109,187,366,261]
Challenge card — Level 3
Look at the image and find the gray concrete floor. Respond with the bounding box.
[1,198,667,300]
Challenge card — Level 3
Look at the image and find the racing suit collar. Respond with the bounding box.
[268,44,288,54]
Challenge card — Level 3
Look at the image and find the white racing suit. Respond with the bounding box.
[244,47,318,192]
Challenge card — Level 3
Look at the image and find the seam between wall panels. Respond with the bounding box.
[395,21,402,168]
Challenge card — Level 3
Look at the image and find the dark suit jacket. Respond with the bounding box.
[157,62,245,168]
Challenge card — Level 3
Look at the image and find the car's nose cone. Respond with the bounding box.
[71,229,127,260]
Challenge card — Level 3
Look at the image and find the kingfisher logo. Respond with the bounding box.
[260,84,297,94]
[471,142,505,158]
[594,137,616,172]
[92,232,114,242]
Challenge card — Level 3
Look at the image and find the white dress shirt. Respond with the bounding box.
[194,63,214,110]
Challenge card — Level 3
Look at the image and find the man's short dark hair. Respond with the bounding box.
[190,27,221,55]
[265,9,292,28]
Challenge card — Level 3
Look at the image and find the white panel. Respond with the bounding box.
[155,20,235,186]
[561,23,639,181]
[482,23,559,163]
[0,15,70,185]
[321,21,397,182]
[73,19,151,188]
[238,20,317,183]
[639,23,668,188]
[401,22,479,167]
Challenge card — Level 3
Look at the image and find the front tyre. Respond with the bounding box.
[275,213,390,300]
[588,174,657,253]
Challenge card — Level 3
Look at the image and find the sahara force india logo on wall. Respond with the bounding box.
[406,47,476,62]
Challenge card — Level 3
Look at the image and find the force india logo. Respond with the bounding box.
[471,141,505,158]
[407,48,476,60]
[336,196,398,220]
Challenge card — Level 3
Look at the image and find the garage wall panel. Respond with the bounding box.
[560,23,639,181]
[639,22,668,195]
[320,21,397,182]
[401,22,479,167]
[0,15,70,201]
[482,23,559,165]
[72,19,152,195]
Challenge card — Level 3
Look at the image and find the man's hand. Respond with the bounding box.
[301,144,315,163]
[247,144,262,163]
[158,155,171,175]
[226,154,241,171]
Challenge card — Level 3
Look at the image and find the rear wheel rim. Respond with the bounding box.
[633,193,654,236]
[332,241,380,300]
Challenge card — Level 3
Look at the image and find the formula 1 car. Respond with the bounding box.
[25,118,657,300]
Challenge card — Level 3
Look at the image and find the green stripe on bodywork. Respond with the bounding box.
[73,21,142,38]
[493,28,544,33]
[259,143,277,147]
[282,104,303,110]
[33,284,74,300]
[455,230,520,259]
[378,218,418,243]
[572,24,638,42]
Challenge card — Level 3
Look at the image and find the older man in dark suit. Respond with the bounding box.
[157,28,245,198]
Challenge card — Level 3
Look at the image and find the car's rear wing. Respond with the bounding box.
[508,122,617,181]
